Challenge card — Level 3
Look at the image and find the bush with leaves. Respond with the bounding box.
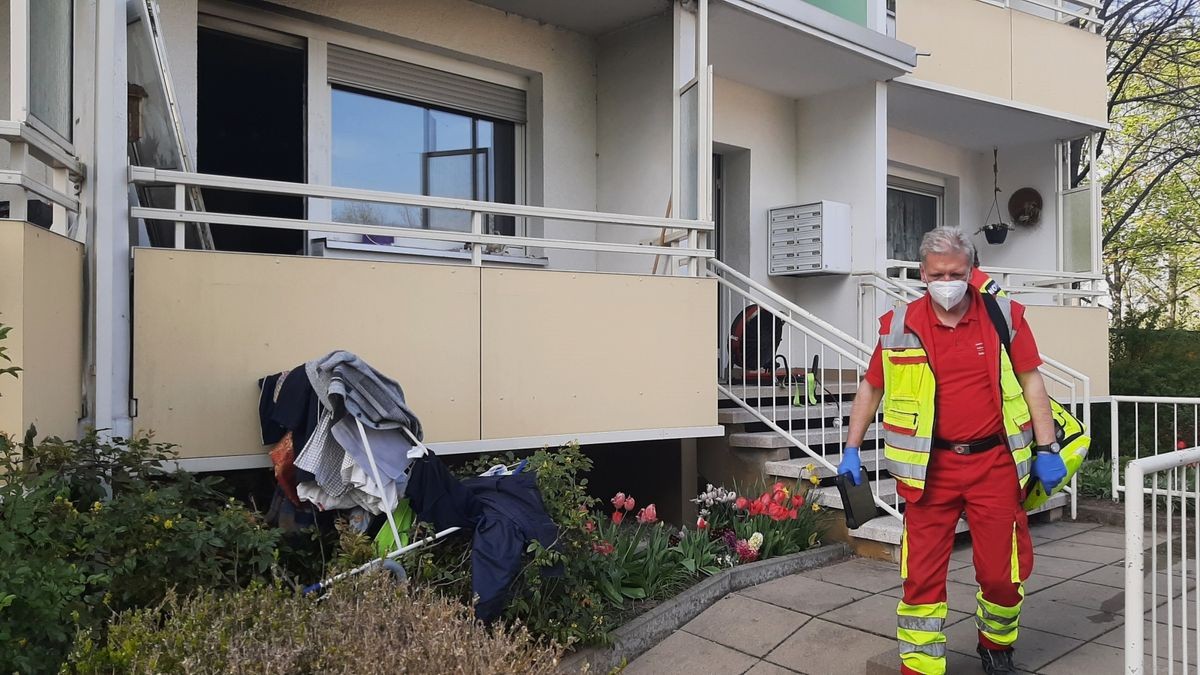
[67,576,570,674]
[0,431,280,673]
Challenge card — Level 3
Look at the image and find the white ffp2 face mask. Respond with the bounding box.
[927,280,968,310]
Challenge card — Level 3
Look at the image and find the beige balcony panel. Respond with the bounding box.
[132,250,482,459]
[0,221,84,440]
[480,268,717,439]
[1011,10,1107,123]
[897,0,1011,101]
[1024,305,1109,399]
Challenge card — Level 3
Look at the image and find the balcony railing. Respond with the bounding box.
[977,0,1103,32]
[0,119,83,234]
[885,259,1106,306]
[127,167,715,271]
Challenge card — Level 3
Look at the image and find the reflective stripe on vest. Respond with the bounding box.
[879,300,1033,492]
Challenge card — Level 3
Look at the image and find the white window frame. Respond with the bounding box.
[886,173,945,263]
[197,1,530,254]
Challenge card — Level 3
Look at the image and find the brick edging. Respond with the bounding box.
[560,542,850,673]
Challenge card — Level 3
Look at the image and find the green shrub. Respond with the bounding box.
[67,577,569,674]
[0,431,280,673]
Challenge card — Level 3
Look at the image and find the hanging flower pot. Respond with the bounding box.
[983,224,1010,245]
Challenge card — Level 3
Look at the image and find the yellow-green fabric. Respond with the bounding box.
[880,301,1034,494]
[976,588,1023,647]
[897,600,949,674]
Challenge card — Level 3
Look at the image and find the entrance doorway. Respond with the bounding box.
[197,26,305,253]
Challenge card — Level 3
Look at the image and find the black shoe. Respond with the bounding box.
[977,645,1016,674]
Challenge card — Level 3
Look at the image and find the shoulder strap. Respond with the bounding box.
[980,292,1013,355]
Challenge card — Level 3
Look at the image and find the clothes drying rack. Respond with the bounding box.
[303,420,460,596]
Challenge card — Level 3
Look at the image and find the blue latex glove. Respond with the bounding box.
[1032,451,1068,492]
[838,447,862,485]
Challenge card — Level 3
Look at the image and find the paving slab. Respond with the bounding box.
[1059,528,1141,550]
[943,621,1082,672]
[1095,620,1197,656]
[738,573,870,615]
[798,557,902,594]
[1035,540,1126,565]
[765,618,895,674]
[1019,593,1124,642]
[1024,521,1102,541]
[745,661,801,675]
[623,629,757,675]
[1037,641,1175,674]
[1030,554,1107,579]
[1076,562,1193,593]
[821,593,971,640]
[1031,579,1126,615]
[682,594,809,658]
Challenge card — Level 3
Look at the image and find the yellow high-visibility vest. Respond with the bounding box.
[879,297,1034,493]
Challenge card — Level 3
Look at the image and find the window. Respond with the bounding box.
[887,177,943,262]
[29,0,73,141]
[331,88,517,237]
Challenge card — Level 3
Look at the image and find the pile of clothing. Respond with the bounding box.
[258,351,558,622]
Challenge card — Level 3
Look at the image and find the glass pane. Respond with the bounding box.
[428,109,471,151]
[427,152,473,231]
[887,188,938,262]
[30,0,73,140]
[680,84,698,220]
[331,88,424,227]
[1063,189,1093,273]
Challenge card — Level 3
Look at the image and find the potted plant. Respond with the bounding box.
[978,148,1013,245]
[980,221,1013,245]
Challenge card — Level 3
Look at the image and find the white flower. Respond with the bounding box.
[748,532,764,552]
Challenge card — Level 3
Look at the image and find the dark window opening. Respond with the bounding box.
[197,27,305,254]
[887,179,943,262]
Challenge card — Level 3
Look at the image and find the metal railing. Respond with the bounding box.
[0,119,83,235]
[708,259,902,520]
[1112,396,1200,502]
[859,271,1091,517]
[978,0,1103,31]
[127,167,715,270]
[886,260,1106,306]
[1124,447,1200,674]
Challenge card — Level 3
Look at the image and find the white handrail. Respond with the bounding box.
[708,259,869,353]
[1124,447,1200,674]
[129,166,713,232]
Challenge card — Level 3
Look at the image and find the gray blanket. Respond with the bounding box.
[306,350,423,438]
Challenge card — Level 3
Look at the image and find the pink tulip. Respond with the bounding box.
[611,492,627,510]
[624,496,636,512]
[636,504,658,525]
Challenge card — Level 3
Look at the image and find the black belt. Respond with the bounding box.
[933,433,1005,455]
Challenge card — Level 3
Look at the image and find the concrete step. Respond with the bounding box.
[728,423,880,450]
[718,402,842,425]
[766,451,886,480]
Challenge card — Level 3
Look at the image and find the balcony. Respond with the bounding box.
[895,0,1106,123]
[127,169,720,465]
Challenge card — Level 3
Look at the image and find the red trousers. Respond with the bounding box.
[898,445,1034,675]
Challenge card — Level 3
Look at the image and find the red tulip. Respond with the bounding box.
[791,494,804,508]
[612,510,624,525]
[637,504,658,525]
[772,481,785,493]
[592,540,615,555]
[773,489,787,505]
[735,496,749,510]
[583,520,596,533]
[697,516,708,530]
[624,496,636,512]
[788,509,799,519]
[611,492,627,510]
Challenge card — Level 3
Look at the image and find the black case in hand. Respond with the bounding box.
[835,468,876,530]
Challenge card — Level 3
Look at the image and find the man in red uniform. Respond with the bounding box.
[838,228,1066,674]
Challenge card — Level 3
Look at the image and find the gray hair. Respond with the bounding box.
[919,227,975,265]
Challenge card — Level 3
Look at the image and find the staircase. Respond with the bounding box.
[707,260,1083,559]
